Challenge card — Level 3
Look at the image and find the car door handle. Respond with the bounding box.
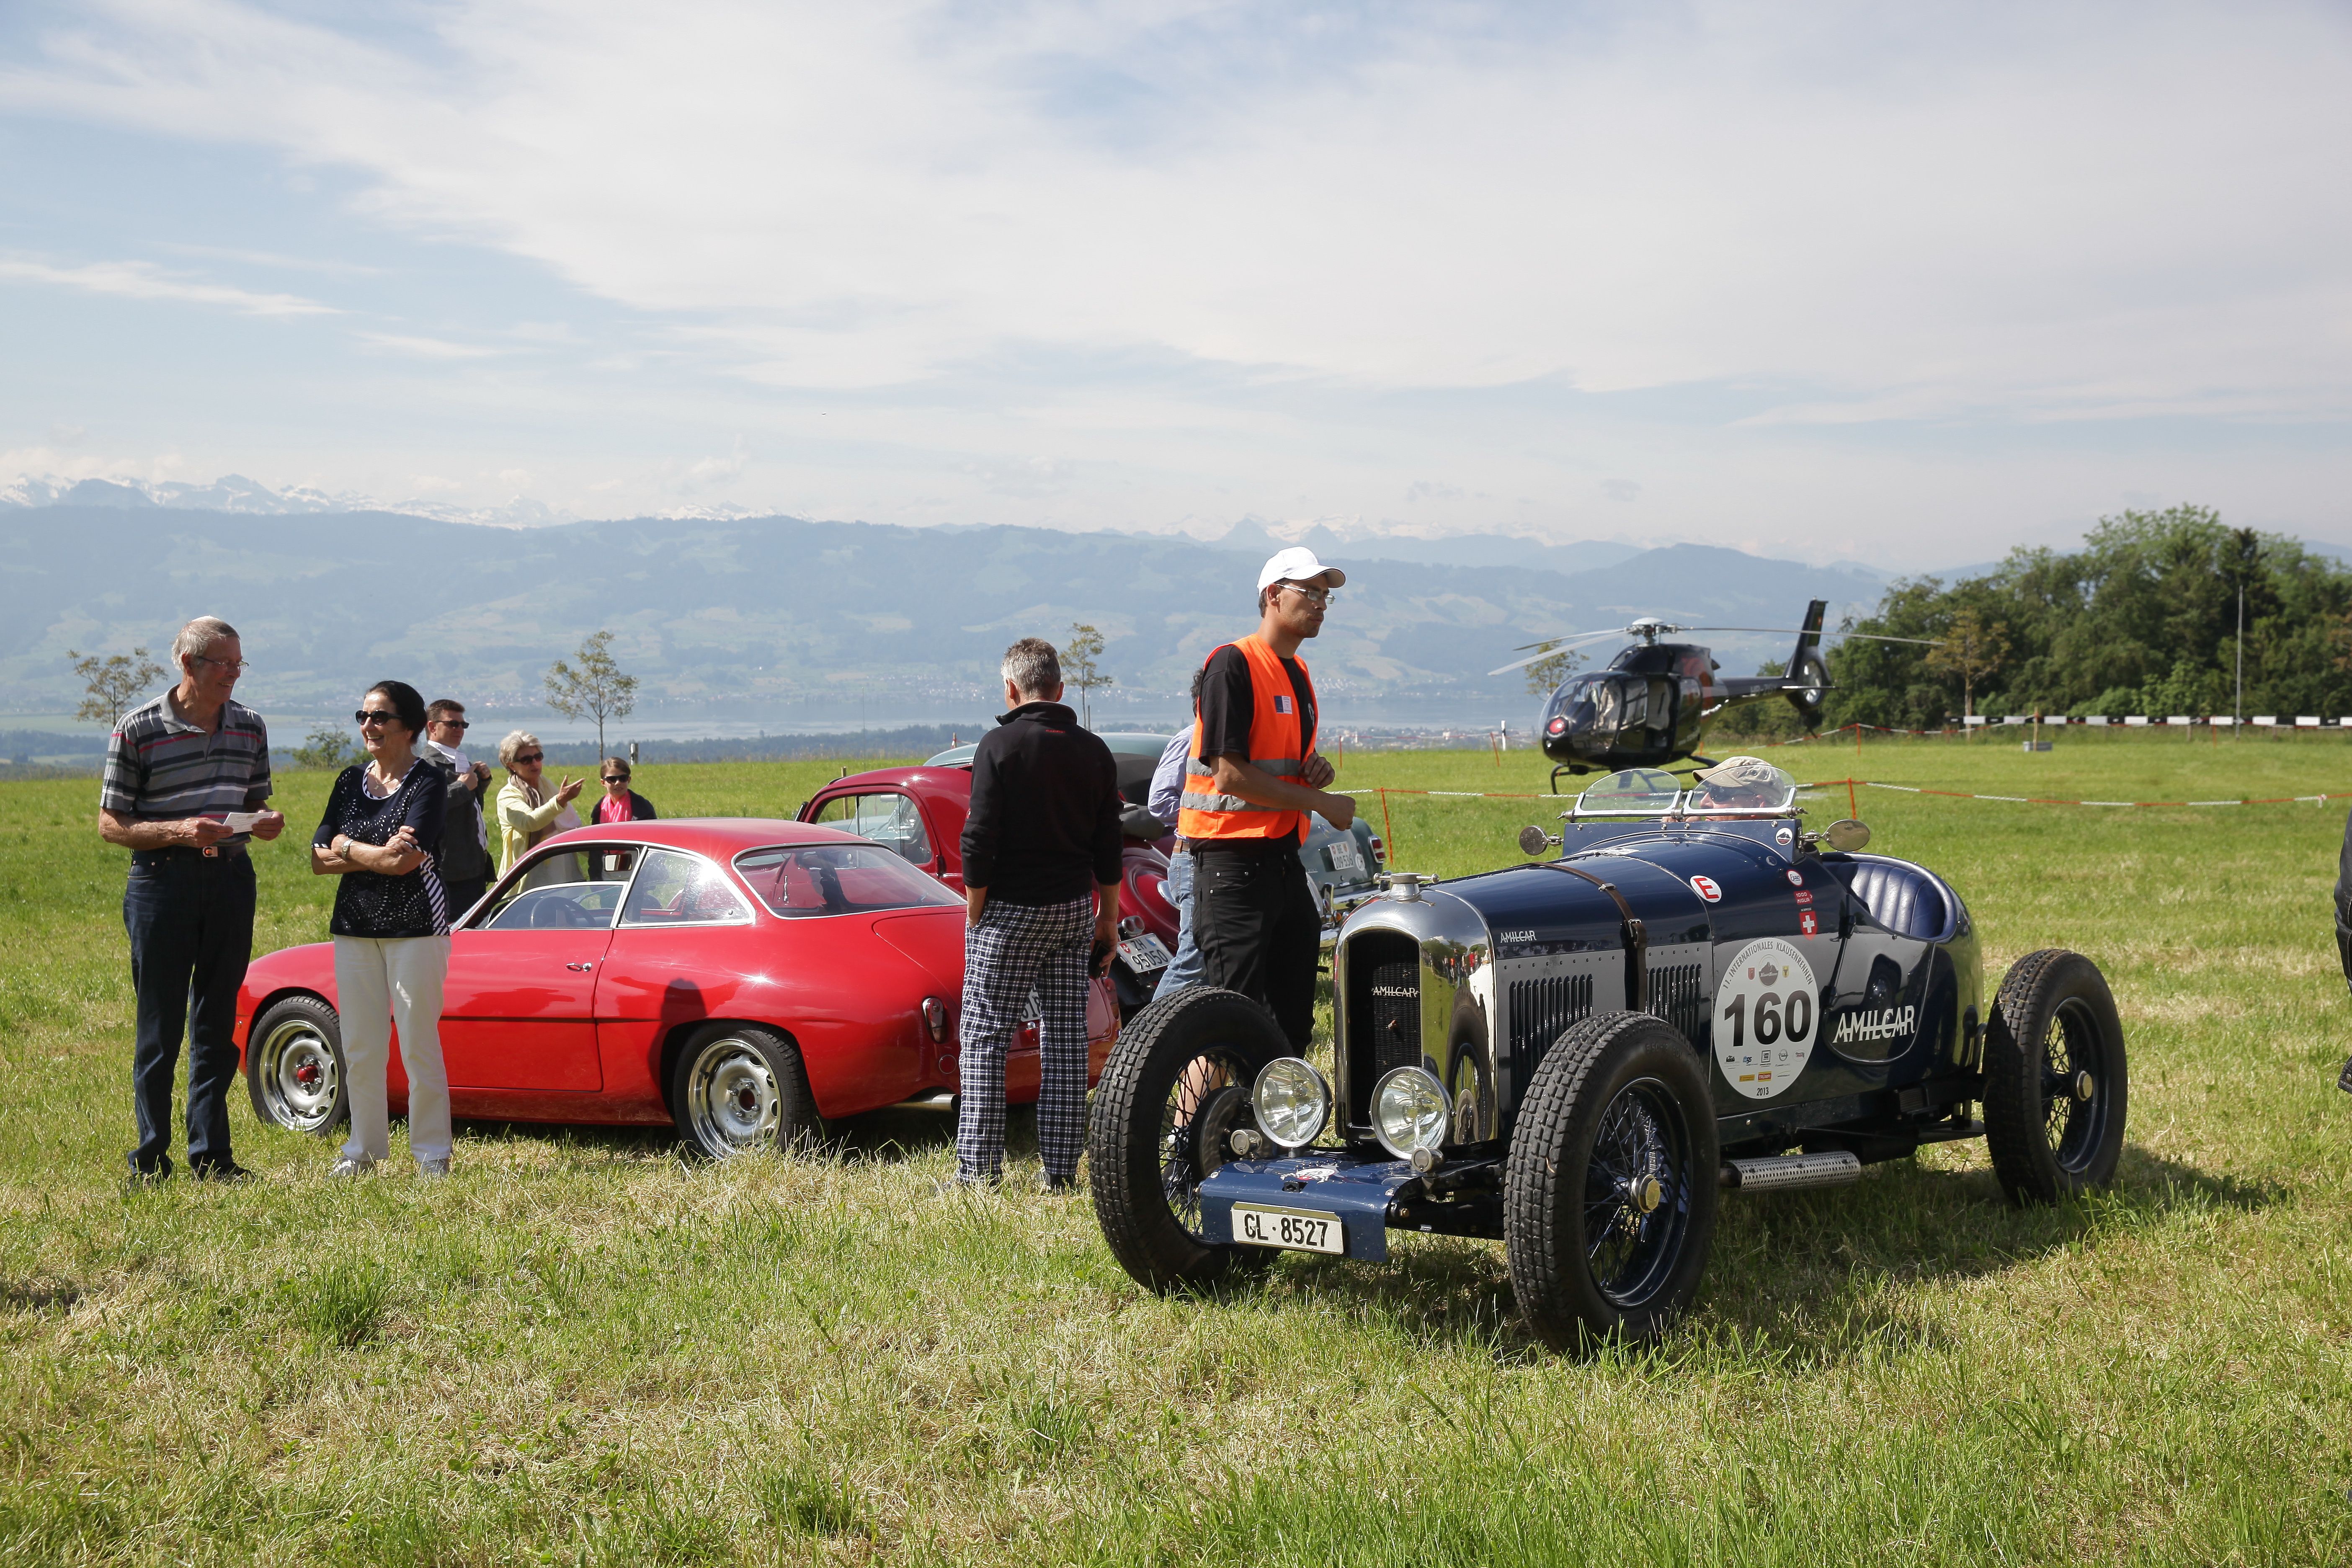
[566,962,594,971]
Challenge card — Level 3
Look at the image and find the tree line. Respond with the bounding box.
[1814,505,2352,732]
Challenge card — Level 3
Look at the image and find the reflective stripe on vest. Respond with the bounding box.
[1177,635,1317,842]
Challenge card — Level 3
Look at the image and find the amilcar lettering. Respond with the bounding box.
[1831,1005,1917,1046]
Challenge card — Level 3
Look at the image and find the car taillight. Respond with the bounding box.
[921,996,949,1043]
[1369,836,1385,868]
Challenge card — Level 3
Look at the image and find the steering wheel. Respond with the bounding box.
[527,892,601,929]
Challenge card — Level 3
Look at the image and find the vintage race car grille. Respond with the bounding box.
[1648,962,1707,1044]
[1509,973,1594,1079]
[1344,929,1423,1127]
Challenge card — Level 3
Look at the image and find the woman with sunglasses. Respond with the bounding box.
[493,730,583,879]
[309,680,453,1178]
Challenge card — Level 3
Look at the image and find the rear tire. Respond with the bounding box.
[246,994,348,1136]
[1087,987,1286,1292]
[1983,949,2128,1204]
[1504,1011,1718,1351]
[668,1024,825,1160]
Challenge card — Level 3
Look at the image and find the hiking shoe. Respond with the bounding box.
[327,1157,376,1179]
[1039,1172,1080,1194]
[191,1161,255,1184]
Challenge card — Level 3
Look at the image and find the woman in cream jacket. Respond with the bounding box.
[493,730,584,877]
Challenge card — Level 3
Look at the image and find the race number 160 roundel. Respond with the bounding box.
[1712,937,1818,1101]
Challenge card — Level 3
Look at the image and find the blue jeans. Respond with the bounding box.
[123,850,256,1175]
[1152,848,1206,1001]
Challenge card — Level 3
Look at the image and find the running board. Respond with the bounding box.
[1720,1150,1862,1192]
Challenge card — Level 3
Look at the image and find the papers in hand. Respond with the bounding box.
[221,811,264,833]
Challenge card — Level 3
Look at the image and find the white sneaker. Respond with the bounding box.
[416,1158,450,1179]
[327,1156,375,1179]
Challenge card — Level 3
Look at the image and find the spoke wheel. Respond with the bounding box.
[1984,950,2128,1204]
[1505,1011,1716,1351]
[245,995,348,1136]
[1090,987,1286,1291]
[668,1025,823,1160]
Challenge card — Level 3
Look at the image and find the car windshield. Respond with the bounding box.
[733,843,962,918]
[1687,763,1799,814]
[1576,769,1683,815]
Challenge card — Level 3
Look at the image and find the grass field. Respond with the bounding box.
[5,730,2352,1565]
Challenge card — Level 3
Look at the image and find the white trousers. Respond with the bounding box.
[332,934,452,1165]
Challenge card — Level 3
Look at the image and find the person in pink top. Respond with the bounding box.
[592,757,657,825]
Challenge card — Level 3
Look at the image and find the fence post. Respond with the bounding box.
[1379,787,1396,863]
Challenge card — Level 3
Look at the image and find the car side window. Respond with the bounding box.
[621,848,751,926]
[812,792,934,866]
[478,847,637,932]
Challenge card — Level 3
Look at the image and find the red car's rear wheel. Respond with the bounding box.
[668,1023,824,1159]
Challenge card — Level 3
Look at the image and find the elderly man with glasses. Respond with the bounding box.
[97,615,286,1182]
[422,699,495,917]
[1178,548,1357,1054]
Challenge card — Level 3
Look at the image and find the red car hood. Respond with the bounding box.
[871,908,966,992]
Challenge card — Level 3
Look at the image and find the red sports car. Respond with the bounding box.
[235,819,1119,1158]
[797,747,1182,1018]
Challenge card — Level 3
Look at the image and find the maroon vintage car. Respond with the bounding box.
[235,819,1119,1159]
[797,743,1182,1018]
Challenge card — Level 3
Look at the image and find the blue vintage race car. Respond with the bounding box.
[1086,763,2129,1349]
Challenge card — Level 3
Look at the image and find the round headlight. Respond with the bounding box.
[1251,1057,1331,1150]
[1371,1065,1451,1161]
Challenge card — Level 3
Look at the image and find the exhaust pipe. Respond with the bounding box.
[1720,1150,1861,1193]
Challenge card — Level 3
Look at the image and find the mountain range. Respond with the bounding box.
[0,498,1895,733]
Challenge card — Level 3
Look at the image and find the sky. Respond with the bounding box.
[1,0,2348,569]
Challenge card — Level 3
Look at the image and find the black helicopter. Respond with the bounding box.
[1489,599,1936,791]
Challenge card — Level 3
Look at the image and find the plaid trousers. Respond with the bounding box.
[957,893,1096,1181]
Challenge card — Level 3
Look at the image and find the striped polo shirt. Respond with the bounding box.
[101,691,273,850]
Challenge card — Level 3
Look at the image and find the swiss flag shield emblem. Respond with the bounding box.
[1799,909,1819,937]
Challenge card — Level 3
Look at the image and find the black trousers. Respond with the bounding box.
[1194,844,1320,1049]
[123,849,256,1176]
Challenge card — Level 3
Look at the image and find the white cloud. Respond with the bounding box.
[351,330,504,359]
[3,1,2344,418]
[0,255,337,316]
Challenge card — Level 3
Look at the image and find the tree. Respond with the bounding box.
[68,646,165,730]
[1521,641,1585,699]
[1063,623,1114,727]
[545,629,639,758]
[291,723,361,772]
[1924,607,2009,725]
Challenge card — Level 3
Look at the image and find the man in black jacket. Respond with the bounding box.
[955,637,1123,1189]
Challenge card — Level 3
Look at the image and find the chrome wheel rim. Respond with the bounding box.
[1582,1077,1691,1309]
[254,1015,340,1132]
[1157,1046,1252,1241]
[686,1039,779,1155]
[2040,995,2110,1173]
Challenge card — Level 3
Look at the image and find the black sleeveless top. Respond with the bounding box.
[313,759,450,939]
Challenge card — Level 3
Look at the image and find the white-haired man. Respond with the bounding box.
[954,637,1124,1190]
[97,616,285,1181]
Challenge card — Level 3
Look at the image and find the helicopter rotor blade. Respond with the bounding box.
[1677,625,1946,646]
[1504,627,1638,653]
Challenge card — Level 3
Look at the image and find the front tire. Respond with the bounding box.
[1088,987,1286,1291]
[668,1024,824,1160]
[246,994,348,1135]
[1504,1011,1718,1351]
[1983,949,2128,1204]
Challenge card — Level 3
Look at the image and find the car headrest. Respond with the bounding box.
[1840,859,1951,942]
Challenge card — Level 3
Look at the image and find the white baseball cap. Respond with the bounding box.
[1257,547,1347,593]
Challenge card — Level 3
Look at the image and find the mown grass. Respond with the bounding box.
[3,731,2351,1564]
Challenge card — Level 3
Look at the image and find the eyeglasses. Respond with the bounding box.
[194,656,252,673]
[1280,583,1336,606]
[435,717,469,731]
[602,775,629,784]
[354,709,401,727]
[513,751,545,765]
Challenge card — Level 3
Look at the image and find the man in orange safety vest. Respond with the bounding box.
[1177,547,1358,1048]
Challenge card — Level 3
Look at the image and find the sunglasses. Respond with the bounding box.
[436,717,469,731]
[602,775,630,784]
[513,751,545,765]
[1280,583,1336,605]
[354,709,402,727]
